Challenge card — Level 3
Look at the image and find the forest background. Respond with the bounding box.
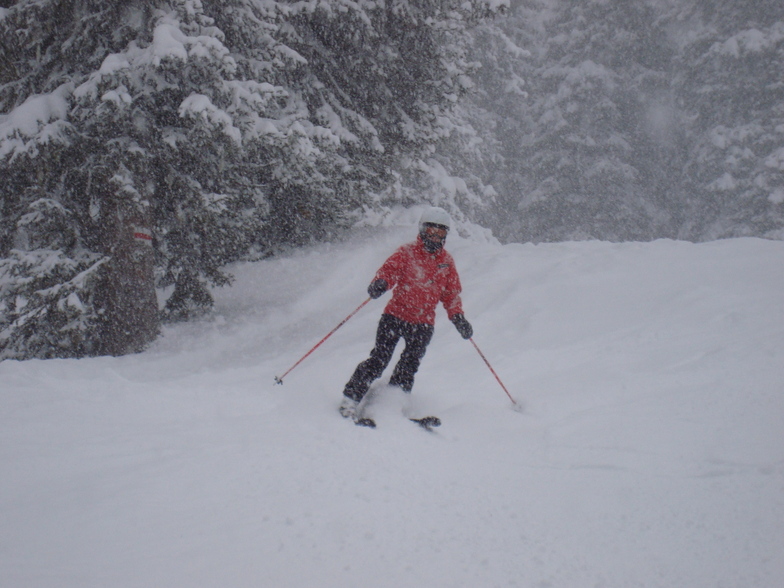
[1,0,782,360]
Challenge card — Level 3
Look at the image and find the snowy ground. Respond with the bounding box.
[2,214,784,587]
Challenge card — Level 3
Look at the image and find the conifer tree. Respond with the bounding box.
[272,0,503,219]
[0,0,156,358]
[1,0,294,356]
[1,0,501,359]
[482,0,675,242]
[667,0,784,239]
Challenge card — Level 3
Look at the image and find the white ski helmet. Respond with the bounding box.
[419,206,451,232]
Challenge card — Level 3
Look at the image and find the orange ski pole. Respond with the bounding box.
[469,337,522,410]
[275,298,371,384]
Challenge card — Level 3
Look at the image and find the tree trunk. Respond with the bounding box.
[96,204,159,356]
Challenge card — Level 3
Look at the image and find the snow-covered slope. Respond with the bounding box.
[2,220,783,587]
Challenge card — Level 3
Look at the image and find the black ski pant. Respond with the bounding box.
[343,314,434,402]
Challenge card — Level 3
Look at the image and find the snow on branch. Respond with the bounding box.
[0,84,73,160]
[179,93,242,144]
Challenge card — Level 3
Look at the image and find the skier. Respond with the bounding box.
[339,207,473,420]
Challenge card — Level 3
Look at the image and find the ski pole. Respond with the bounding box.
[469,337,521,409]
[274,298,371,385]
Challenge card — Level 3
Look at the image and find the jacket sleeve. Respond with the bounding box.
[440,262,464,319]
[374,247,405,288]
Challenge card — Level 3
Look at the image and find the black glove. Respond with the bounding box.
[451,313,473,339]
[368,279,388,299]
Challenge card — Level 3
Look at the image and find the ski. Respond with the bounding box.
[348,415,440,430]
[354,417,376,428]
[410,416,441,431]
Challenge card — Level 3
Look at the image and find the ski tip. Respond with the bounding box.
[410,416,441,430]
[355,417,377,428]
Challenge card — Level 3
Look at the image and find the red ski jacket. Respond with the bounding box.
[373,236,464,325]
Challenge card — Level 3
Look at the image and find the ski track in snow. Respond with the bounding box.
[2,225,784,587]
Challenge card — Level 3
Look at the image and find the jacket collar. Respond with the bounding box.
[416,234,445,257]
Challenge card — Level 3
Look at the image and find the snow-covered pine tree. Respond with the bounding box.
[68,0,272,323]
[404,1,506,228]
[667,0,784,239]
[268,0,505,223]
[483,0,675,243]
[204,0,358,250]
[0,0,323,357]
[465,0,535,234]
[1,0,500,359]
[0,0,142,358]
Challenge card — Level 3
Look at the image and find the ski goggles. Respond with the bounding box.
[423,225,448,240]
